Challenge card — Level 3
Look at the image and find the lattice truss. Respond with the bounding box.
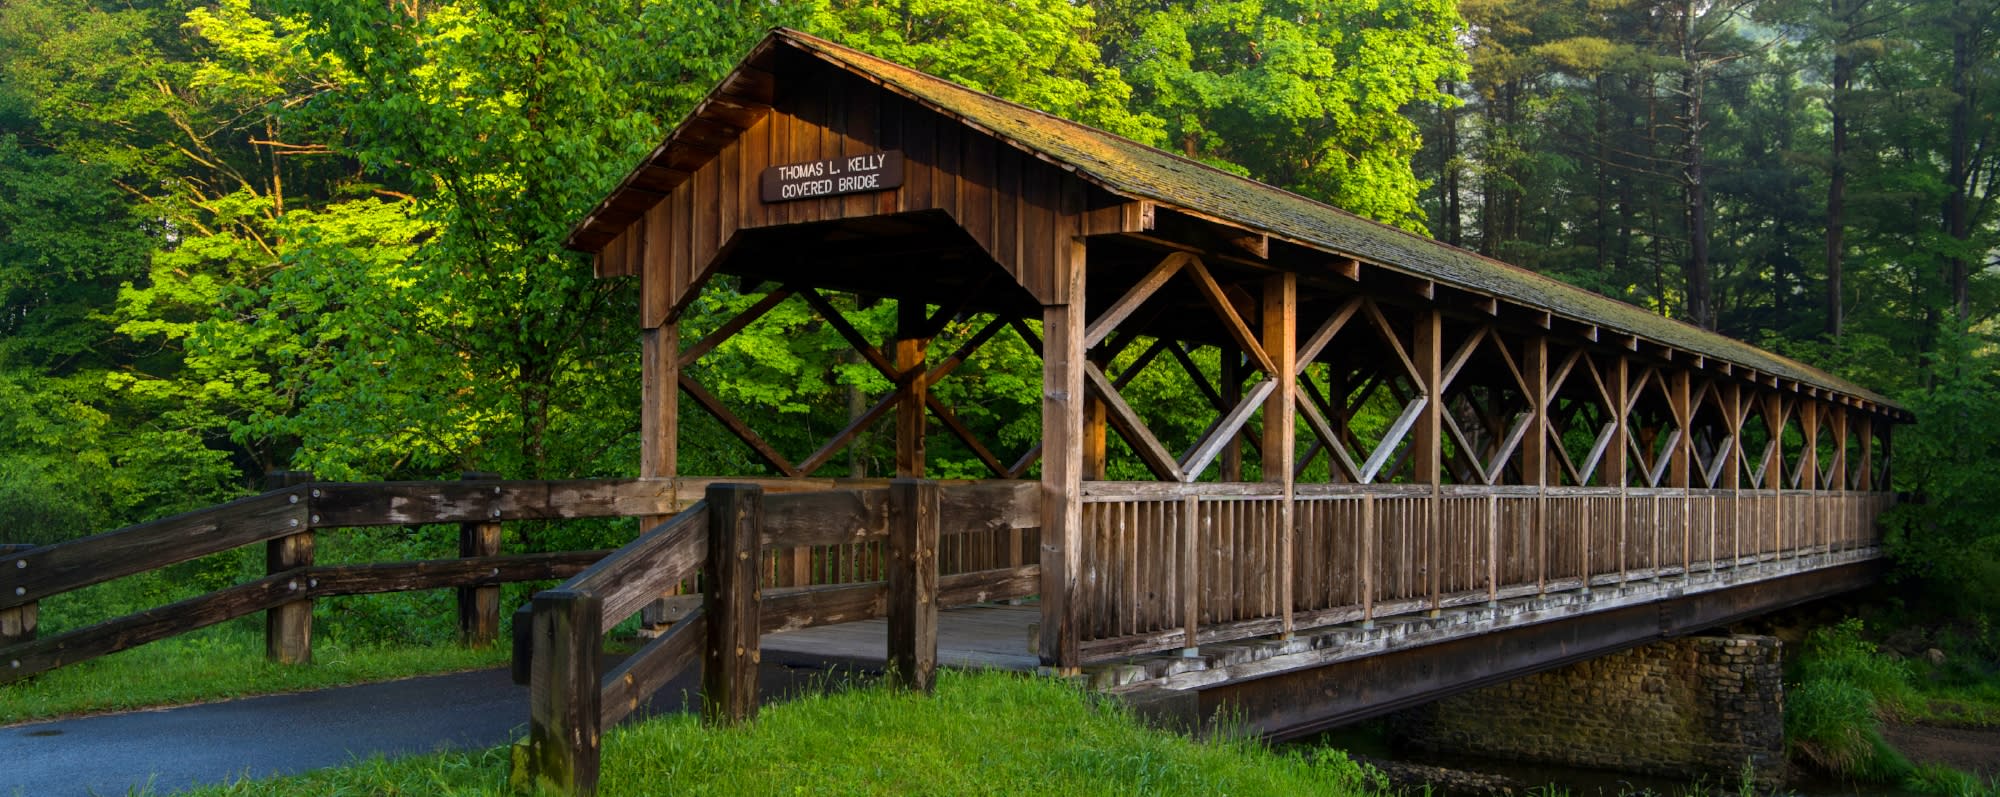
[674,282,1041,479]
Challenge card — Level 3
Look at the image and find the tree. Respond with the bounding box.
[1096,0,1465,229]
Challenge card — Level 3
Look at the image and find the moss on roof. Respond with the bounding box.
[771,30,1899,412]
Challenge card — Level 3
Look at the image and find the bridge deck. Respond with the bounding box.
[762,604,1040,672]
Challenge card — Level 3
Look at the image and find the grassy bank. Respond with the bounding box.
[168,669,1386,797]
[0,626,508,726]
[1786,619,2000,794]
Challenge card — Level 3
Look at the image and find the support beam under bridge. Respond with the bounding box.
[1116,558,1883,740]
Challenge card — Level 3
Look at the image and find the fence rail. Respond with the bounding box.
[512,479,1040,796]
[0,475,1036,686]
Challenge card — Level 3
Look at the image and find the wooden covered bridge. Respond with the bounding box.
[0,28,1904,797]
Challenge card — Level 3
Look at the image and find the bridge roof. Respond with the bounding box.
[566,28,1906,417]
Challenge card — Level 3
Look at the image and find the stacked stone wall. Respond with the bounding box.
[1389,635,1785,787]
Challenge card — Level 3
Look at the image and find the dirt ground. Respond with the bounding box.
[1881,723,2000,778]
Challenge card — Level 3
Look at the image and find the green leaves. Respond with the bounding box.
[1105,0,1466,229]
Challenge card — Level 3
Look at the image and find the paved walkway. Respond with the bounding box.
[0,649,871,797]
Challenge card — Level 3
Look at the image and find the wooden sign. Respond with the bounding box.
[760,151,904,203]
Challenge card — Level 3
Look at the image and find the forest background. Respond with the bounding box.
[0,0,1996,648]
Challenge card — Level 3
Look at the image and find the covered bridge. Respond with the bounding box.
[564,28,1904,677]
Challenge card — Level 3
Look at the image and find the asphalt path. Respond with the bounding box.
[1,650,875,797]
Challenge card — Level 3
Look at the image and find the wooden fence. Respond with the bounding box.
[1074,483,1894,660]
[0,474,1035,687]
[511,479,1040,796]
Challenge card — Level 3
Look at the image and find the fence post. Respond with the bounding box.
[888,479,940,692]
[524,589,603,796]
[703,483,762,726]
[264,470,315,665]
[459,471,503,646]
[0,544,33,647]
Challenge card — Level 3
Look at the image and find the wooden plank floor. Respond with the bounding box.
[761,604,1039,671]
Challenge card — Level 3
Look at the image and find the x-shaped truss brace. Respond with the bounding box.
[676,284,1036,479]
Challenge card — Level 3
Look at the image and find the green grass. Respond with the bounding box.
[1786,618,2000,791]
[171,669,1389,797]
[0,626,508,726]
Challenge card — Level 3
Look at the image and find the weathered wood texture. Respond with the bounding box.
[703,484,762,726]
[1070,484,1894,663]
[526,590,603,796]
[1,574,297,685]
[458,472,505,646]
[308,551,607,596]
[0,544,34,647]
[263,471,316,664]
[567,507,711,632]
[0,490,307,611]
[600,609,706,730]
[887,479,940,692]
[603,67,1090,324]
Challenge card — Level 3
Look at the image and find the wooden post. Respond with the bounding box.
[641,324,679,486]
[264,470,314,665]
[1221,352,1243,481]
[0,544,33,647]
[888,479,940,692]
[1040,244,1086,673]
[639,323,681,633]
[1668,370,1691,579]
[1180,495,1200,654]
[1856,416,1874,492]
[1723,381,1743,571]
[703,483,762,725]
[1083,397,1108,480]
[1414,310,1442,616]
[1525,337,1549,594]
[896,299,929,478]
[1261,273,1296,635]
[1832,405,1849,491]
[457,471,504,645]
[1798,399,1819,557]
[525,589,603,796]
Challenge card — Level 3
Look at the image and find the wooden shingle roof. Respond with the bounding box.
[567,28,1905,416]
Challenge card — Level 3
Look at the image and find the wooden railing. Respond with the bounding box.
[511,479,1041,796]
[1074,482,1894,660]
[0,474,1038,687]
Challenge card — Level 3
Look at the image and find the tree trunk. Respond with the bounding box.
[1680,0,1715,330]
[1944,1,1977,318]
[1826,1,1852,337]
[1441,79,1463,247]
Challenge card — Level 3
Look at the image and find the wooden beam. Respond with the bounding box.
[896,300,928,478]
[1040,249,1085,672]
[678,290,792,367]
[1084,363,1186,482]
[1669,370,1692,488]
[1525,338,1550,488]
[1363,398,1428,485]
[1331,257,1361,281]
[643,327,681,482]
[1083,252,1189,349]
[887,480,940,692]
[1185,378,1278,481]
[457,471,504,646]
[679,374,800,477]
[703,484,762,726]
[1296,297,1362,371]
[1296,387,1363,482]
[1184,256,1279,375]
